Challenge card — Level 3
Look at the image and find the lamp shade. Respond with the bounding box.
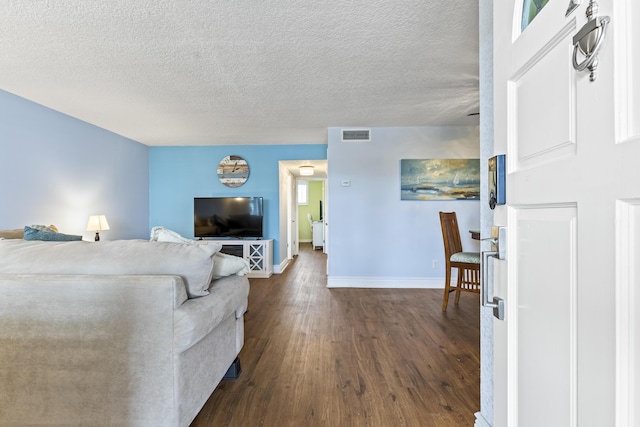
[86,215,110,231]
[299,166,314,176]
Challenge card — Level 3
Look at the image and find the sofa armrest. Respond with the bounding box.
[0,274,186,426]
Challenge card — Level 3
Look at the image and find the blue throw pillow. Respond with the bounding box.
[23,226,82,241]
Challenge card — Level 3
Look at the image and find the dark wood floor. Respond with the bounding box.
[191,244,480,427]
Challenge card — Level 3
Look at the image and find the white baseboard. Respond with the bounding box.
[327,276,445,289]
[474,412,492,427]
[273,258,290,274]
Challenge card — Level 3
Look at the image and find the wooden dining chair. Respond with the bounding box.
[439,211,480,311]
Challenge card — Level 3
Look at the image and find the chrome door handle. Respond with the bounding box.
[572,0,610,82]
[481,250,505,320]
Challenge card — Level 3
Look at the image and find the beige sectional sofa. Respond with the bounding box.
[0,237,250,427]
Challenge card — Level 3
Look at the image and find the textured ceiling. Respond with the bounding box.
[0,1,479,146]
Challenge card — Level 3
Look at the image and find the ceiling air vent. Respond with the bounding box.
[341,129,370,142]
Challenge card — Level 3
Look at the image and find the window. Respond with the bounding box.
[297,180,309,205]
[521,0,549,31]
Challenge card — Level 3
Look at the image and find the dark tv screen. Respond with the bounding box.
[194,197,263,238]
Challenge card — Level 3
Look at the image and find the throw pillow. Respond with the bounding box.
[0,229,24,239]
[29,224,59,233]
[212,252,251,279]
[150,226,196,245]
[149,226,248,279]
[23,226,82,241]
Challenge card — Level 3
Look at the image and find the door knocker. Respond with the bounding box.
[572,0,610,82]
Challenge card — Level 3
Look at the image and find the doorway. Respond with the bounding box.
[278,160,327,268]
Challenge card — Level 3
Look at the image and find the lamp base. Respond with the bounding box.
[94,232,100,242]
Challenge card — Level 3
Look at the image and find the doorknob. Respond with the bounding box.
[572,0,610,82]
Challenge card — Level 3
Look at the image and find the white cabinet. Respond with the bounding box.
[312,221,324,250]
[208,239,273,278]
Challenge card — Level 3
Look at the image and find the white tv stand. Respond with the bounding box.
[208,239,273,278]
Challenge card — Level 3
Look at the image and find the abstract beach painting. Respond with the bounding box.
[401,159,480,201]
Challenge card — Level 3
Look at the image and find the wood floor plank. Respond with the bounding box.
[191,244,480,426]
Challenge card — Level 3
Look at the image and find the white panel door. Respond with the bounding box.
[289,173,298,258]
[492,0,640,426]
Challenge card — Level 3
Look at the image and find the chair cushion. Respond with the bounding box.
[451,251,480,264]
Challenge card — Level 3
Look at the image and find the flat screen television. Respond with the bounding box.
[194,197,264,239]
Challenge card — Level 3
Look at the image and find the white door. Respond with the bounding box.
[290,173,299,258]
[492,0,640,426]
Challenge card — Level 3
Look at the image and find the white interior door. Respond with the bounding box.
[492,0,640,426]
[289,173,299,258]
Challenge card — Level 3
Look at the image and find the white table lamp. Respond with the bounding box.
[87,215,110,241]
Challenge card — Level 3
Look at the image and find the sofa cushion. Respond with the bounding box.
[0,239,222,298]
[23,226,82,241]
[173,274,250,353]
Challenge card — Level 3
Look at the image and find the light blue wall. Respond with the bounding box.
[149,144,327,262]
[0,90,149,240]
[327,126,480,283]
